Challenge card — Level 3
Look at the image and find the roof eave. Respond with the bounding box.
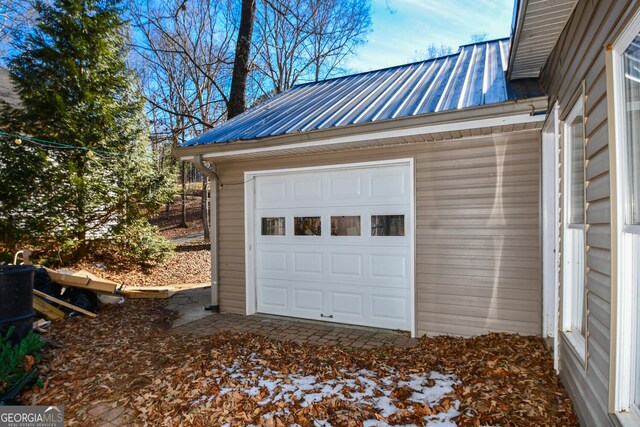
[507,0,527,81]
[174,96,548,161]
[507,0,579,80]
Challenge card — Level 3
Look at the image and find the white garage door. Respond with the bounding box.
[251,161,413,331]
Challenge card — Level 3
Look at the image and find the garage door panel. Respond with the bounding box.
[371,169,408,199]
[257,166,411,209]
[329,253,363,276]
[371,253,407,279]
[253,162,413,331]
[258,279,325,317]
[330,292,363,316]
[371,294,409,321]
[330,174,362,199]
[259,251,287,272]
[258,179,287,204]
[259,285,288,309]
[293,177,322,201]
[293,289,324,311]
[292,252,323,273]
[258,246,409,288]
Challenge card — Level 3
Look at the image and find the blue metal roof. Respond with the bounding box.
[183,38,542,147]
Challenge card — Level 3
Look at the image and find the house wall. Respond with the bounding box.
[540,1,640,425]
[213,129,542,337]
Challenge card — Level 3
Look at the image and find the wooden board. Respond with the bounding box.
[121,289,174,299]
[33,297,65,320]
[72,270,120,286]
[33,289,97,318]
[42,267,118,294]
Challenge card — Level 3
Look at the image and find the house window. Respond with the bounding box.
[261,217,285,236]
[371,215,404,236]
[331,216,360,236]
[562,96,586,358]
[612,20,640,419]
[294,217,321,236]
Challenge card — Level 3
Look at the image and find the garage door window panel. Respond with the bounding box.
[372,215,405,236]
[331,216,361,236]
[294,217,321,236]
[261,217,286,236]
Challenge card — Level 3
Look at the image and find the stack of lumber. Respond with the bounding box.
[32,268,175,321]
[43,268,119,294]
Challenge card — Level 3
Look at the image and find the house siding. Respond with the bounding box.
[213,129,542,337]
[540,0,640,425]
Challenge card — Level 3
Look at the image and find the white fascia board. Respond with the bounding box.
[179,112,544,161]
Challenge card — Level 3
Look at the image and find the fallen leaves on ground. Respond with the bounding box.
[150,195,205,240]
[70,243,211,287]
[23,301,578,426]
[65,196,211,287]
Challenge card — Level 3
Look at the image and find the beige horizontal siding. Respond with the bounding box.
[540,0,640,424]
[213,130,541,337]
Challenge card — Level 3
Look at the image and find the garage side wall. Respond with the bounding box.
[214,130,541,337]
[540,1,639,425]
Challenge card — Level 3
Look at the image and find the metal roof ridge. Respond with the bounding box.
[289,37,510,90]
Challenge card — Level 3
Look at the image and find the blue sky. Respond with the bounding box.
[346,0,515,72]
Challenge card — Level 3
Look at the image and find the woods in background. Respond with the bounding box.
[130,0,371,239]
[0,0,372,265]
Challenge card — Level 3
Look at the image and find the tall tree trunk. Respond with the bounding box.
[201,176,210,241]
[166,129,180,218]
[228,0,256,119]
[180,161,188,228]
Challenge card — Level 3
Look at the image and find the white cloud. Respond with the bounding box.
[345,0,513,73]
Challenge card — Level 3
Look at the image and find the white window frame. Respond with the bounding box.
[562,96,587,362]
[610,10,640,424]
[542,103,560,372]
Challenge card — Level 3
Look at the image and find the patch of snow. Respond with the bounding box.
[194,353,460,426]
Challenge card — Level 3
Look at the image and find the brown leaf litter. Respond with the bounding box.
[71,244,211,288]
[22,300,578,426]
[66,196,211,287]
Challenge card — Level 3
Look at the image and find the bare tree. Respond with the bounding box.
[0,0,37,59]
[413,42,454,61]
[131,0,234,130]
[306,0,371,82]
[470,32,489,43]
[253,0,371,94]
[413,32,490,62]
[130,0,235,238]
[128,0,371,237]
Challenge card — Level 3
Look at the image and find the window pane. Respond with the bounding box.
[623,37,640,225]
[261,217,285,236]
[331,216,361,236]
[371,215,404,236]
[571,229,585,335]
[294,217,321,236]
[569,114,585,224]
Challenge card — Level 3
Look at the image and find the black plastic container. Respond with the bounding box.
[0,265,36,343]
